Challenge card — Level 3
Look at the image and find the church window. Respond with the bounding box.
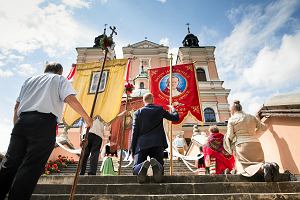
[196,68,207,81]
[204,108,216,122]
[140,82,145,89]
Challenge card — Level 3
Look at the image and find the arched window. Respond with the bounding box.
[196,68,207,81]
[139,82,145,89]
[204,108,216,122]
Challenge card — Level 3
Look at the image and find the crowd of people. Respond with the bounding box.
[0,62,282,200]
[194,100,280,182]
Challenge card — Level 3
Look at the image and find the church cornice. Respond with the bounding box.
[124,40,167,49]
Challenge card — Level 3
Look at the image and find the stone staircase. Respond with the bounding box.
[32,159,300,200]
[57,159,196,176]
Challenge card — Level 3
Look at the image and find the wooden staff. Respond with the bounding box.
[69,26,117,200]
[169,54,173,176]
[118,94,130,175]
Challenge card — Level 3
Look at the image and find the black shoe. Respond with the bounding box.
[284,170,297,181]
[150,158,162,183]
[137,160,150,183]
[263,163,273,182]
[271,162,280,182]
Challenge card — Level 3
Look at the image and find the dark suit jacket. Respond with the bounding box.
[131,104,179,155]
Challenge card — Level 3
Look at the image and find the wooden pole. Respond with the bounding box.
[169,54,173,176]
[118,94,130,175]
[69,49,108,200]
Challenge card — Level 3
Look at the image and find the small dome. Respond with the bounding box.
[182,33,199,47]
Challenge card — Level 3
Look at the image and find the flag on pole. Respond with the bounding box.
[149,63,202,124]
[67,64,77,80]
[63,59,127,125]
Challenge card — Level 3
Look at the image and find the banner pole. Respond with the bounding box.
[169,54,173,176]
[118,94,129,175]
[69,26,117,200]
[69,49,108,200]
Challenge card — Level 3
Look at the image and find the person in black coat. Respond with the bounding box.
[131,93,179,183]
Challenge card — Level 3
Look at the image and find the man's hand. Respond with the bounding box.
[83,116,93,128]
[80,139,88,148]
[167,105,176,112]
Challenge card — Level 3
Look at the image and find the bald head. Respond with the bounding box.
[143,93,154,105]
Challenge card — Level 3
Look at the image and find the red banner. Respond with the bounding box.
[149,63,202,124]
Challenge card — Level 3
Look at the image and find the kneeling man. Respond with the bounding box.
[131,93,179,183]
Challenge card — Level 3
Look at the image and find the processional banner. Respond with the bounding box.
[63,59,127,125]
[149,63,203,124]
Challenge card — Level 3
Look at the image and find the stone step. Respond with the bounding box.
[59,168,192,173]
[38,174,291,184]
[63,165,192,169]
[31,193,300,200]
[34,181,300,195]
[66,163,189,168]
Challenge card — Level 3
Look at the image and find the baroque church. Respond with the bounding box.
[75,28,231,142]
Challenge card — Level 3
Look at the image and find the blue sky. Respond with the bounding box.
[0,0,300,152]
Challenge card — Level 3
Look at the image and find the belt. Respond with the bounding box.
[20,111,56,119]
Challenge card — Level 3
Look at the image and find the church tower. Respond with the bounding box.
[122,39,169,97]
[177,27,231,123]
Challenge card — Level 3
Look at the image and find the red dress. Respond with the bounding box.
[203,133,235,174]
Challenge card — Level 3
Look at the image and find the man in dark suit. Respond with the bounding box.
[131,93,179,183]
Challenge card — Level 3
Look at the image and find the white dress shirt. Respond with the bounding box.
[17,73,76,122]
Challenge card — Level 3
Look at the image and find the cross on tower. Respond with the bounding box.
[186,23,190,33]
[109,26,117,37]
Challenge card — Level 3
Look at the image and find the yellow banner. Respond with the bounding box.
[63,59,127,125]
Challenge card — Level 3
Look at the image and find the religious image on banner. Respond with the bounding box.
[149,63,203,124]
[89,71,109,94]
[63,59,127,126]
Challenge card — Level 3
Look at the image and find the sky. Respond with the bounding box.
[0,0,300,152]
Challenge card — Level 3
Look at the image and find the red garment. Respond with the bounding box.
[203,133,235,174]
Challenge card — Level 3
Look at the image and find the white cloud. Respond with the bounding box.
[169,47,178,64]
[0,117,13,153]
[197,26,219,45]
[0,0,96,76]
[217,0,298,74]
[0,69,14,77]
[227,91,266,114]
[215,0,300,114]
[114,38,131,59]
[157,0,167,3]
[15,64,37,77]
[159,37,170,46]
[244,32,300,88]
[0,0,95,55]
[62,0,90,8]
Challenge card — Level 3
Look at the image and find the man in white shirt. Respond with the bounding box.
[80,117,105,175]
[0,62,93,200]
[80,111,126,175]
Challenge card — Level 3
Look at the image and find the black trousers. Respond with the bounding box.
[80,132,102,175]
[133,146,164,175]
[0,111,56,200]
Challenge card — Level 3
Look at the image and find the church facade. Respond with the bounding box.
[75,30,231,140]
[121,31,231,138]
[51,30,231,162]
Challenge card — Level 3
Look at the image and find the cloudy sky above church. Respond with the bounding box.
[0,0,300,151]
